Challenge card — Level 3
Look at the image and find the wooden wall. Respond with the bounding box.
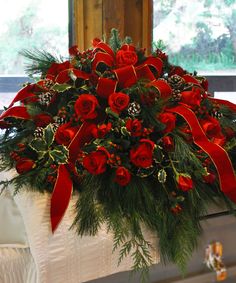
[73,0,153,53]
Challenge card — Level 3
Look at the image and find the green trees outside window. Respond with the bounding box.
[153,0,236,74]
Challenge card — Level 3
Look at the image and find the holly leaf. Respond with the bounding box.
[49,145,69,164]
[153,145,164,163]
[30,138,48,152]
[52,83,72,92]
[44,124,55,146]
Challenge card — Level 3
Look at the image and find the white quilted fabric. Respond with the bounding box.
[13,190,160,283]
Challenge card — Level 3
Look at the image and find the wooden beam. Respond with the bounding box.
[142,0,153,54]
[73,0,153,50]
[103,0,125,40]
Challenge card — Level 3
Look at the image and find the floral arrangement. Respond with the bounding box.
[0,29,236,280]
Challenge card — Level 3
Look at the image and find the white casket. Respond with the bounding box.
[0,170,159,283]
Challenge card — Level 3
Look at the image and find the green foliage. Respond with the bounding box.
[49,145,69,164]
[21,49,61,77]
[109,28,122,53]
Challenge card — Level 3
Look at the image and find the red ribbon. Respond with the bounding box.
[91,43,163,92]
[148,80,173,99]
[167,105,236,202]
[50,164,73,232]
[8,85,36,108]
[96,78,117,98]
[209,97,236,112]
[55,68,89,84]
[0,106,31,120]
[50,121,94,232]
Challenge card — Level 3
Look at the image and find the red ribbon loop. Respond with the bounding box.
[92,52,114,71]
[148,80,172,99]
[94,42,115,58]
[96,78,117,98]
[8,85,36,108]
[0,106,31,120]
[167,105,236,203]
[209,97,236,112]
[114,65,137,88]
[55,68,89,84]
[143,57,163,77]
[136,65,155,81]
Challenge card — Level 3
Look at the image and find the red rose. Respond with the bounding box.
[180,87,202,108]
[34,113,53,128]
[200,116,222,139]
[55,123,77,146]
[75,94,99,120]
[130,139,155,168]
[158,112,176,133]
[162,136,174,151]
[203,172,216,184]
[83,147,109,175]
[108,92,130,114]
[91,122,112,138]
[126,119,142,137]
[16,158,35,174]
[116,44,138,67]
[114,167,131,186]
[177,174,193,192]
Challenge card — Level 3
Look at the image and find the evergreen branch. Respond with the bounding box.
[20,49,62,76]
[109,28,122,53]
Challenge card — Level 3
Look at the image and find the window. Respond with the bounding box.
[0,0,69,108]
[153,0,236,101]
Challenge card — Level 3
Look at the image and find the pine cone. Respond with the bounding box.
[34,127,44,138]
[39,92,55,106]
[128,102,141,117]
[168,75,185,90]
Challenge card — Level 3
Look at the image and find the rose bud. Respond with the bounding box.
[69,45,79,57]
[162,136,174,151]
[203,172,216,184]
[16,158,36,174]
[176,174,193,192]
[114,166,131,186]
